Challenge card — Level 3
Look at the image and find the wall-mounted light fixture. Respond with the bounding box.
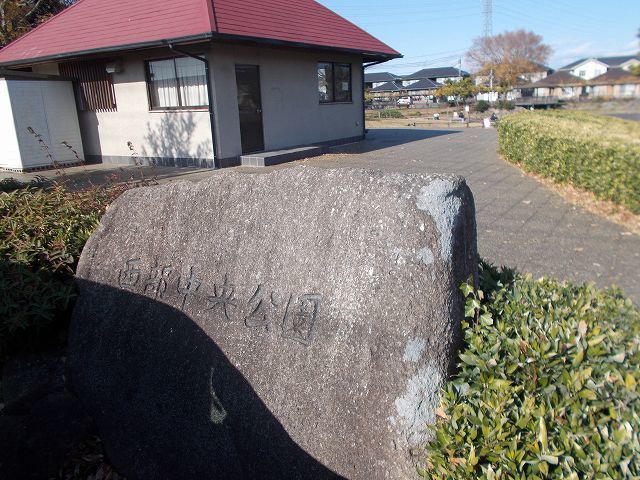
[105,59,122,74]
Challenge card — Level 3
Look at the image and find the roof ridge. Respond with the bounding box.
[0,0,90,52]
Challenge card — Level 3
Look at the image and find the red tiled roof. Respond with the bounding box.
[0,0,399,65]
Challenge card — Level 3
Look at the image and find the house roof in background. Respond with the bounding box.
[404,66,469,79]
[404,78,441,90]
[561,55,639,70]
[364,72,399,83]
[0,0,400,66]
[370,81,402,92]
[529,70,586,87]
[369,78,441,92]
[590,68,640,85]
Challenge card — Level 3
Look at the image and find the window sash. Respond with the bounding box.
[147,56,209,110]
[318,62,352,103]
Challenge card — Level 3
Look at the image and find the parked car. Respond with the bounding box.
[397,97,412,107]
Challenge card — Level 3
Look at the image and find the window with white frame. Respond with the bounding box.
[146,56,209,109]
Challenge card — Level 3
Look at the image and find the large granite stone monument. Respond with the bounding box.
[68,166,477,479]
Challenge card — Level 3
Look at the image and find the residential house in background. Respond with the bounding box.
[529,55,640,100]
[364,72,400,89]
[0,0,400,170]
[365,66,468,104]
[475,63,554,102]
[401,66,469,85]
[369,78,441,103]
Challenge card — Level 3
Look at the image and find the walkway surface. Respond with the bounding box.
[4,127,639,302]
[296,128,640,303]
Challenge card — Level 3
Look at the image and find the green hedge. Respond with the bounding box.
[497,111,640,213]
[425,262,640,479]
[0,184,123,360]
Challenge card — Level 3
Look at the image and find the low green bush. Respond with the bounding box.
[379,109,405,119]
[425,262,640,479]
[475,100,490,113]
[496,100,515,110]
[498,111,640,213]
[0,184,123,360]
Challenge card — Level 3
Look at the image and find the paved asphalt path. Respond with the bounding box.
[304,128,639,303]
[608,113,640,122]
[5,127,638,302]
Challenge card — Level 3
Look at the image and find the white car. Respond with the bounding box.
[397,97,411,106]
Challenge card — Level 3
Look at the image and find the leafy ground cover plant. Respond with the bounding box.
[0,184,125,361]
[498,111,640,213]
[425,262,640,479]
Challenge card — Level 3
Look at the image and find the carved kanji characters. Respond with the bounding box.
[144,262,173,299]
[177,266,202,310]
[281,294,322,345]
[207,274,238,322]
[244,285,283,331]
[118,259,142,290]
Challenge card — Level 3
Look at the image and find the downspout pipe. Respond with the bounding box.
[363,59,391,137]
[167,42,220,169]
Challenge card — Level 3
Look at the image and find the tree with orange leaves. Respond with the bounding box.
[466,30,552,87]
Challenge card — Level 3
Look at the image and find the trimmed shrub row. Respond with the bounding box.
[497,111,640,213]
[425,262,640,479]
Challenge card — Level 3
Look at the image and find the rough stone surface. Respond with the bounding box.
[1,352,65,407]
[67,166,477,479]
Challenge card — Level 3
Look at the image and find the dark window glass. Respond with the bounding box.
[334,64,352,102]
[147,56,208,110]
[318,62,351,103]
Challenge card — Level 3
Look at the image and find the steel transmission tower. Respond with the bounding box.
[482,0,493,38]
[482,0,494,88]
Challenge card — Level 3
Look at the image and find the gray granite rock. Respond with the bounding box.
[67,166,477,479]
[2,352,65,407]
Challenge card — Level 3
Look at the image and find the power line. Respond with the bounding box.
[366,54,466,72]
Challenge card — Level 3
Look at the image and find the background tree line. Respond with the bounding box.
[0,0,74,47]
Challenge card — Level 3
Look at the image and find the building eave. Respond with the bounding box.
[0,31,401,68]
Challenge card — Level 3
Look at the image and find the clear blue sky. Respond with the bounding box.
[319,0,640,74]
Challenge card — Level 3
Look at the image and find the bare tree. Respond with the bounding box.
[0,0,74,47]
[466,29,552,86]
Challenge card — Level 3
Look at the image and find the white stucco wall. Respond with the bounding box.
[35,51,213,164]
[34,43,364,165]
[209,44,364,160]
[0,78,83,170]
[0,79,21,170]
[569,60,607,80]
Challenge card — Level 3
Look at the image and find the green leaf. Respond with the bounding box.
[538,417,548,452]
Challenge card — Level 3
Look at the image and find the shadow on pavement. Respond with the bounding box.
[332,128,462,154]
